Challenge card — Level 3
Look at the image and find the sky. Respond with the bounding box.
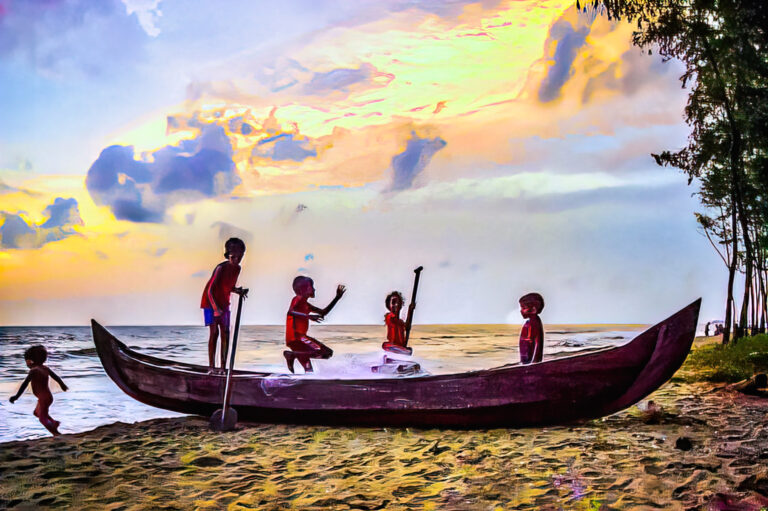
[0,0,725,326]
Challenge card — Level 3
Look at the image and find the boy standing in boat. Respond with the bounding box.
[201,237,248,372]
[284,276,345,373]
[382,291,413,356]
[10,345,68,436]
[519,292,544,364]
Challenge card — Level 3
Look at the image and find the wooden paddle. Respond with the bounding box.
[404,266,423,347]
[209,288,247,432]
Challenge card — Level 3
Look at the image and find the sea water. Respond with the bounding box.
[0,324,643,442]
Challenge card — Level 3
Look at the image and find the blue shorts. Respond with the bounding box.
[203,308,230,327]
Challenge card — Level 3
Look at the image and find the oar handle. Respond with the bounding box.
[221,291,245,424]
[404,266,423,346]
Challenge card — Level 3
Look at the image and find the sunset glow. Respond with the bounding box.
[0,0,720,326]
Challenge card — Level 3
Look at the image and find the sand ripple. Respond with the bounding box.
[1,382,768,510]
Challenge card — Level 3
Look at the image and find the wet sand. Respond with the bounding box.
[2,341,767,510]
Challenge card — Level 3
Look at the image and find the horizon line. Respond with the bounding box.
[0,322,652,328]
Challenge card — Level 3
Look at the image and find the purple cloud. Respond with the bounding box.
[389,133,447,191]
[1,197,82,249]
[86,125,239,223]
[253,133,317,162]
[303,64,375,95]
[40,197,81,228]
[0,213,35,249]
[538,19,590,103]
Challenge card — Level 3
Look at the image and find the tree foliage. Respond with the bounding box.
[590,0,768,341]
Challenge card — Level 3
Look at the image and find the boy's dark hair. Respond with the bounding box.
[224,238,246,258]
[293,276,313,294]
[385,291,404,311]
[24,345,48,365]
[519,292,545,312]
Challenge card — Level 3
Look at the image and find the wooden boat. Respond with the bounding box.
[91,299,700,428]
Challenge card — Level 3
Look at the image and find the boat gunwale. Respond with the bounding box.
[95,319,640,384]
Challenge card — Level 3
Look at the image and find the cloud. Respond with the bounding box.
[0,0,147,78]
[538,18,590,103]
[40,197,82,228]
[581,48,675,104]
[120,0,162,37]
[0,197,83,249]
[0,213,35,249]
[518,181,683,214]
[169,107,324,170]
[302,63,393,96]
[389,133,447,191]
[253,134,317,162]
[388,0,502,18]
[210,221,253,244]
[86,125,239,223]
[191,270,209,278]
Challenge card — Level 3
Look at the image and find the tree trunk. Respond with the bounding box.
[724,196,738,344]
[760,256,767,334]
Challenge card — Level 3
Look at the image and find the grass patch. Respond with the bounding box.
[681,334,768,382]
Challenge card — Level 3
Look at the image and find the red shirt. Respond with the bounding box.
[286,296,310,343]
[385,312,406,347]
[200,262,241,314]
[520,315,543,362]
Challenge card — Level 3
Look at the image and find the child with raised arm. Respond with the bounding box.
[519,292,544,364]
[284,276,346,373]
[201,237,248,372]
[382,291,413,356]
[10,345,68,436]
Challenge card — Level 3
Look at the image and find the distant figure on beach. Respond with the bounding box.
[201,237,248,372]
[705,322,710,337]
[284,276,346,373]
[382,291,413,356]
[519,293,544,364]
[9,345,68,436]
[714,323,724,335]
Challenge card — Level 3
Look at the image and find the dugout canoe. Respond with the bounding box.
[91,298,700,428]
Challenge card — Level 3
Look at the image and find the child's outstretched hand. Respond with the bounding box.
[336,285,346,298]
[309,314,324,323]
[10,395,18,404]
[61,383,69,392]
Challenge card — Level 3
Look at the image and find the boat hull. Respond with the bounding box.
[91,299,700,428]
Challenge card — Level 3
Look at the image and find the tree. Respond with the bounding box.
[586,0,768,342]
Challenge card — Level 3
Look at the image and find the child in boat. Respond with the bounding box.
[519,292,544,364]
[201,237,248,371]
[382,291,413,356]
[9,345,68,436]
[284,276,346,373]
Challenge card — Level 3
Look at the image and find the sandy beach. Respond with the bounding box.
[2,338,768,510]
